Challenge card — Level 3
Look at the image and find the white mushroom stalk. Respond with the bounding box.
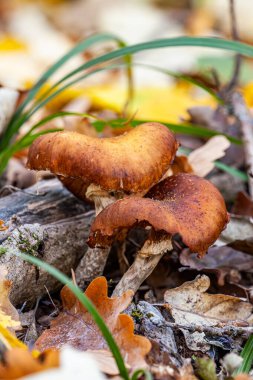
[112,234,173,296]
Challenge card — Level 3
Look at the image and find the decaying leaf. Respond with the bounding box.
[0,267,20,331]
[179,247,253,286]
[164,275,253,352]
[0,348,59,379]
[35,277,151,369]
[0,220,8,232]
[216,215,253,255]
[232,192,253,218]
[188,135,230,177]
[21,348,107,380]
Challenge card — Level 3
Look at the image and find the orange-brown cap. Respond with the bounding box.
[27,122,178,193]
[88,173,229,257]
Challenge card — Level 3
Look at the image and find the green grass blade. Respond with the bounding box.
[178,146,247,181]
[92,119,242,145]
[133,62,221,102]
[214,161,248,182]
[17,252,130,380]
[14,33,126,117]
[18,37,252,134]
[48,37,253,94]
[234,335,253,374]
[3,33,132,150]
[0,128,63,174]
[131,369,153,380]
[4,35,251,150]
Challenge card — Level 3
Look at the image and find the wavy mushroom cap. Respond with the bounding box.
[88,173,229,257]
[27,122,178,193]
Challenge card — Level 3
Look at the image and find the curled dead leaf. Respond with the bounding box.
[164,275,253,352]
[35,277,151,369]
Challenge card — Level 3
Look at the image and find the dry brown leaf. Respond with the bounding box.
[164,275,253,352]
[0,220,8,232]
[188,135,230,177]
[179,246,253,286]
[0,348,59,379]
[35,277,151,369]
[232,191,253,218]
[216,215,253,255]
[0,267,20,331]
[234,375,253,380]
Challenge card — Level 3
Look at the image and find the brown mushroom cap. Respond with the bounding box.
[88,173,229,257]
[27,122,178,193]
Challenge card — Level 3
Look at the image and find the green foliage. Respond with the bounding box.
[195,357,218,380]
[18,252,130,380]
[2,34,253,174]
[234,335,253,374]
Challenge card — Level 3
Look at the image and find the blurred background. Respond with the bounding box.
[0,0,253,129]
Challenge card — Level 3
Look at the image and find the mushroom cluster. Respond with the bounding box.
[27,122,229,293]
[27,122,179,283]
[88,173,229,295]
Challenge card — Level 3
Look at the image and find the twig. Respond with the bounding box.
[226,0,242,92]
[163,321,253,338]
[231,92,253,198]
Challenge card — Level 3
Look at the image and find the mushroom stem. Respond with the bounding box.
[75,246,111,286]
[75,184,118,286]
[112,235,173,296]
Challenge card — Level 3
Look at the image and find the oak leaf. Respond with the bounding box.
[0,348,59,379]
[35,277,151,369]
[164,275,253,352]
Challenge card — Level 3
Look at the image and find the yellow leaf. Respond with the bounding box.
[0,36,27,52]
[85,83,216,123]
[0,267,20,331]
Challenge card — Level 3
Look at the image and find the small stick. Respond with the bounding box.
[231,92,253,198]
[154,319,253,338]
[226,0,241,92]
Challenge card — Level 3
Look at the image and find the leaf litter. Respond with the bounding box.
[1,1,253,379]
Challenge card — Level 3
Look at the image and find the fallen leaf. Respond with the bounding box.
[232,191,253,218]
[0,220,8,232]
[0,325,27,351]
[85,84,215,124]
[0,348,59,379]
[164,275,253,352]
[234,375,253,380]
[21,347,106,380]
[35,277,151,369]
[0,267,20,331]
[179,246,253,286]
[188,135,230,177]
[216,215,253,255]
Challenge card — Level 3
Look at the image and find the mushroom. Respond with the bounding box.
[27,122,179,283]
[87,173,229,296]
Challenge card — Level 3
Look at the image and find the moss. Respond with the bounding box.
[131,308,143,322]
[0,247,7,255]
[16,230,42,256]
